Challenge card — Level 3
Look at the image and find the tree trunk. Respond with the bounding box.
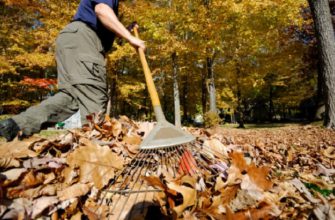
[309,0,335,128]
[236,65,245,128]
[269,86,274,121]
[201,69,207,114]
[207,56,217,113]
[172,52,181,127]
[182,73,189,123]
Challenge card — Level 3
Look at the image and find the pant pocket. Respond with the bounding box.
[79,54,107,85]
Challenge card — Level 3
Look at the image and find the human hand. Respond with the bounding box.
[128,35,146,51]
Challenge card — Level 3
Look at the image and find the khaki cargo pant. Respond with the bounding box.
[13,21,108,136]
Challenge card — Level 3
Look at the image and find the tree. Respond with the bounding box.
[308,0,335,128]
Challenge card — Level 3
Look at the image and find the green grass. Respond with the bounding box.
[0,114,13,120]
[220,123,303,129]
[38,129,67,138]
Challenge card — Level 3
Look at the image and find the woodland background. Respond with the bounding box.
[0,0,333,126]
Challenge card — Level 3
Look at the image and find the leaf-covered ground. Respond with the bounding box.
[0,116,334,219]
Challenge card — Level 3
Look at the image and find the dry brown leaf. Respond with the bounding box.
[62,167,80,185]
[123,134,142,145]
[315,164,335,177]
[0,138,39,158]
[11,184,56,199]
[2,198,32,219]
[110,118,123,137]
[225,165,243,186]
[220,185,239,205]
[0,158,20,169]
[57,183,90,201]
[290,178,320,204]
[0,204,7,218]
[67,138,123,189]
[229,151,273,191]
[167,181,197,217]
[229,151,248,172]
[31,196,58,218]
[70,211,83,220]
[137,121,154,138]
[247,164,273,191]
[8,185,42,199]
[23,157,66,169]
[323,147,335,159]
[299,173,335,190]
[142,176,166,190]
[21,171,49,187]
[227,202,279,220]
[214,176,225,191]
[83,200,108,220]
[1,168,27,182]
[229,189,258,212]
[203,139,228,159]
[143,176,178,196]
[31,139,52,153]
[181,210,198,220]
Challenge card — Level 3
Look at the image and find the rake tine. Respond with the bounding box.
[115,149,156,220]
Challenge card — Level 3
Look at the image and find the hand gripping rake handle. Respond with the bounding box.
[133,27,166,123]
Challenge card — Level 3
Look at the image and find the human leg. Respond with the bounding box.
[72,84,108,124]
[11,90,78,136]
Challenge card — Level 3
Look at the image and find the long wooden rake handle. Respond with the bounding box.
[133,27,166,122]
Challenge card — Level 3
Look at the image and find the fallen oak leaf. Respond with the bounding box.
[167,180,197,218]
[0,158,20,169]
[31,196,58,219]
[323,147,335,159]
[57,183,90,201]
[247,164,273,191]
[203,138,229,159]
[229,189,258,212]
[220,185,239,205]
[229,151,273,191]
[0,137,39,158]
[315,164,335,177]
[142,176,177,196]
[1,168,27,183]
[110,118,123,137]
[67,138,123,189]
[6,171,56,199]
[123,134,142,145]
[226,201,280,220]
[229,151,248,173]
[2,198,32,219]
[83,200,108,220]
[23,157,66,169]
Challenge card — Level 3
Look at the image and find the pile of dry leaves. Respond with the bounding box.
[0,116,334,220]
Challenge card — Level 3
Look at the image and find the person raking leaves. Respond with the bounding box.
[0,0,145,142]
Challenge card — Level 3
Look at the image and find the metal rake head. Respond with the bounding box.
[140,121,195,150]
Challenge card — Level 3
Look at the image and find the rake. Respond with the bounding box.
[96,26,228,220]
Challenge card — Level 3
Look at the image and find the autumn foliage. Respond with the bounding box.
[0,0,323,122]
[0,116,334,219]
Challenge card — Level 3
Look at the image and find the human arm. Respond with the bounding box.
[94,3,145,50]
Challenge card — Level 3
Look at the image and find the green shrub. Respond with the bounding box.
[204,111,221,128]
